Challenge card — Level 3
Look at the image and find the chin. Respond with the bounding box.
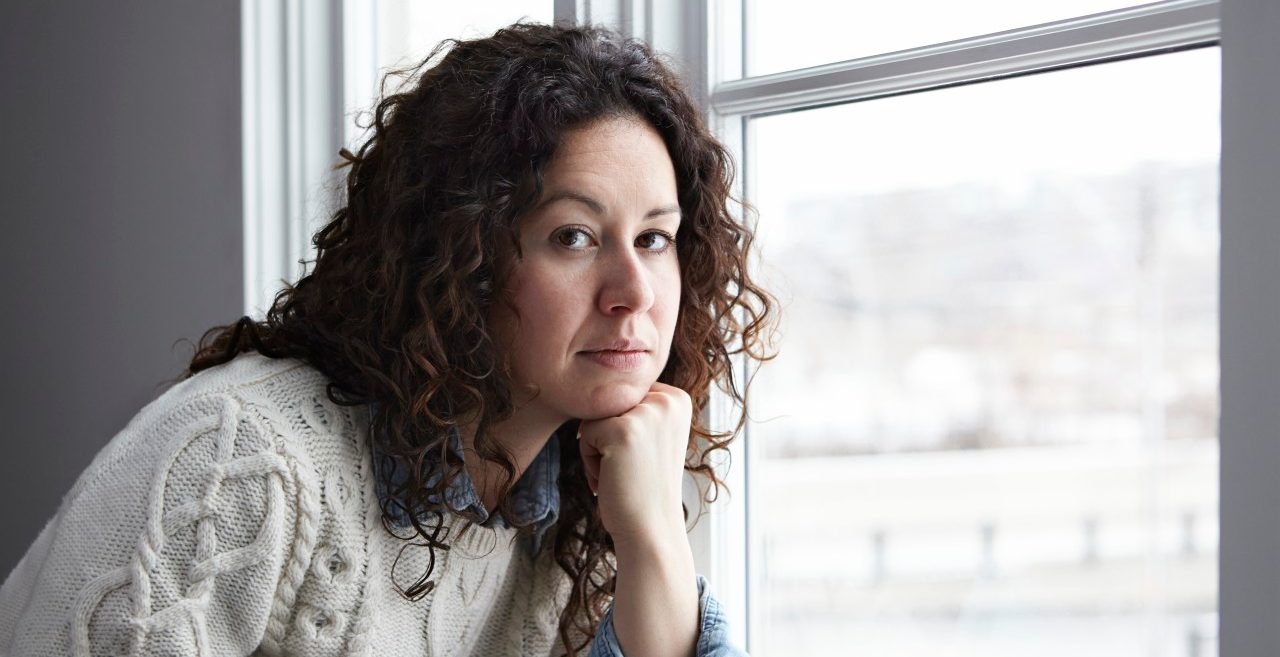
[578,381,653,419]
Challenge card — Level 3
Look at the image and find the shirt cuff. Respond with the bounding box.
[589,574,748,657]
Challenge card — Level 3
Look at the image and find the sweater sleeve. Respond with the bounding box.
[0,394,320,657]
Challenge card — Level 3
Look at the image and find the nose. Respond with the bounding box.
[596,245,655,316]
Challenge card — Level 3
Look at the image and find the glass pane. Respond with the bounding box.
[745,0,1152,77]
[344,4,554,155]
[375,1,553,75]
[746,48,1219,657]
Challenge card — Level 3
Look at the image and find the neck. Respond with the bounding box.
[457,401,567,513]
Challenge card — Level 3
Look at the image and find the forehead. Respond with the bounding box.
[553,117,671,173]
[532,117,678,211]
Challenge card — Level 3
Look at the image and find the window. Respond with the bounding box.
[343,1,554,156]
[241,0,553,318]
[701,1,1222,655]
[248,2,1280,654]
[743,0,1153,76]
[745,47,1219,656]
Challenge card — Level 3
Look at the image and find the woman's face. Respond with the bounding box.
[493,116,682,422]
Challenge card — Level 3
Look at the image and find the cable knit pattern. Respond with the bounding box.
[0,352,741,656]
[0,353,572,656]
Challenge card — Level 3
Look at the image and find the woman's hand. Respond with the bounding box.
[576,381,692,547]
[578,382,700,657]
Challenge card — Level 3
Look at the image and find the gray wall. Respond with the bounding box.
[0,2,243,575]
[1220,1,1280,655]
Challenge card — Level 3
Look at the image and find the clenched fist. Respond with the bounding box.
[576,381,692,548]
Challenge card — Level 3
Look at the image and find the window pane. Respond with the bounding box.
[343,4,553,154]
[746,47,1219,657]
[375,1,552,75]
[745,0,1151,77]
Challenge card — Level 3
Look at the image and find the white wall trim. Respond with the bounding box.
[341,0,378,152]
[241,0,345,320]
[242,0,284,319]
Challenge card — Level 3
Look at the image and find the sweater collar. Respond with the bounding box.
[368,407,561,558]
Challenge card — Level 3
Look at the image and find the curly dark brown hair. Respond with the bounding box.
[178,21,776,655]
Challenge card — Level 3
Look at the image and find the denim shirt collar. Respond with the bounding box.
[367,406,561,558]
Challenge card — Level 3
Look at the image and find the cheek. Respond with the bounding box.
[508,266,583,346]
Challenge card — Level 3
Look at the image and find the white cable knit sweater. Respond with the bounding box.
[0,352,597,656]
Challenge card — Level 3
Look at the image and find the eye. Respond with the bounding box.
[553,226,593,250]
[637,230,676,254]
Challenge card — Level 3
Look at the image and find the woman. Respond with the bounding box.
[0,21,775,657]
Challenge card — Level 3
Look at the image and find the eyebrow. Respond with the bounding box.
[537,189,682,221]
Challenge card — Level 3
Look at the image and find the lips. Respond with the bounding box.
[580,337,650,372]
[580,349,647,371]
[584,338,650,352]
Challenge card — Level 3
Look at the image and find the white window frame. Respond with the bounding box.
[705,1,1221,650]
[244,0,1280,652]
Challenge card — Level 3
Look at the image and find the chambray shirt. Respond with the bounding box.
[368,414,747,656]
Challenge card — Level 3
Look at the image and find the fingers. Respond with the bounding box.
[644,383,692,418]
[575,384,691,502]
